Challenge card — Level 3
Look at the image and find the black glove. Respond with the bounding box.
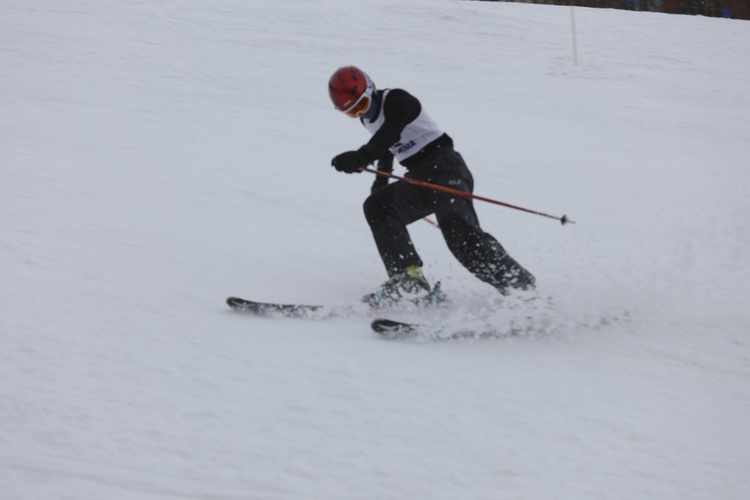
[331,151,367,174]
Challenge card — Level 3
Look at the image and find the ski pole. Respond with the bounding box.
[361,167,574,225]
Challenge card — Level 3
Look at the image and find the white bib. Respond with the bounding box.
[363,90,445,163]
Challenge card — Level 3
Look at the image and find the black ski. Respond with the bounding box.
[371,318,418,332]
[226,297,324,318]
[371,318,537,341]
[227,283,445,321]
[371,318,422,339]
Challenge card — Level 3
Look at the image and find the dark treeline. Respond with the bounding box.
[471,0,750,20]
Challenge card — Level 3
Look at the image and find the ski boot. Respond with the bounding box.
[362,265,445,308]
[496,274,542,309]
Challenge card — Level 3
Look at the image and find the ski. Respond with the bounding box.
[371,317,541,341]
[227,283,446,321]
[226,297,325,318]
[371,318,422,339]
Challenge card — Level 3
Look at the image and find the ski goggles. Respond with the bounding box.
[342,93,371,118]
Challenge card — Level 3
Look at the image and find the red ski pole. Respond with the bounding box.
[362,167,574,225]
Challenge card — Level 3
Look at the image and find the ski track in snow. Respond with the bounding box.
[2,1,749,499]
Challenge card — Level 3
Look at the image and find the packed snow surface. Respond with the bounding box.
[2,1,749,499]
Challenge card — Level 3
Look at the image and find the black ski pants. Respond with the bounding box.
[362,148,535,292]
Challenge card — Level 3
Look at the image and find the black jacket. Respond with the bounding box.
[357,89,453,171]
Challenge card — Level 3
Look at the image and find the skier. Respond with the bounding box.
[328,66,535,305]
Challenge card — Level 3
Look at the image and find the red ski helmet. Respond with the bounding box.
[328,66,375,117]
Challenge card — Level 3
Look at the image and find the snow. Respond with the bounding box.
[2,0,749,498]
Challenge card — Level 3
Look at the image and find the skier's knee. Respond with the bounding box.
[363,194,388,228]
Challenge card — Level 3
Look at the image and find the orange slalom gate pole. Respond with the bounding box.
[361,167,574,225]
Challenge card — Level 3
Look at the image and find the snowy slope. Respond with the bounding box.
[2,1,749,498]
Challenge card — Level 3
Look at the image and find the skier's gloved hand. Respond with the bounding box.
[371,175,389,193]
[331,151,367,174]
